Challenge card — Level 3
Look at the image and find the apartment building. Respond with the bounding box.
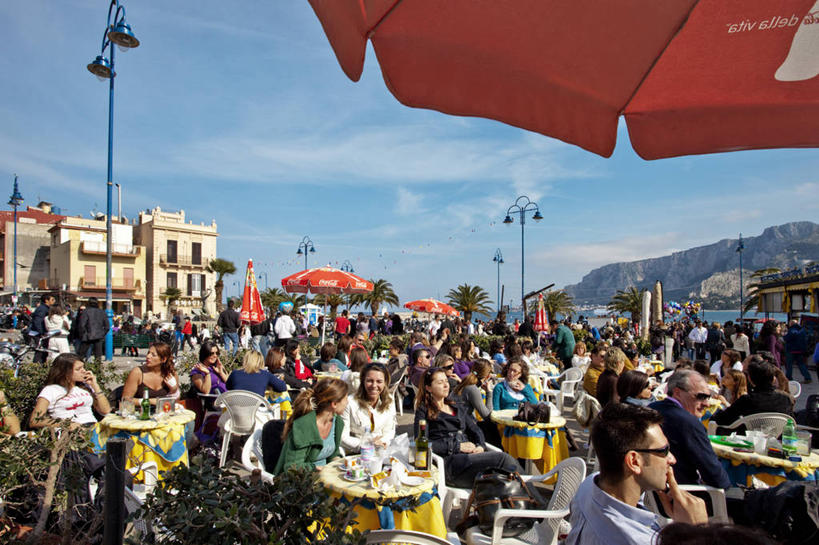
[0,203,64,295]
[134,207,218,319]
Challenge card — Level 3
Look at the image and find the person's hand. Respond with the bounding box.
[459,441,478,453]
[83,370,99,388]
[509,379,524,391]
[473,445,484,453]
[194,362,209,374]
[656,467,708,525]
[374,437,387,448]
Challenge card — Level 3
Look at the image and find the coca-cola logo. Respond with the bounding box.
[806,11,819,24]
[318,279,339,287]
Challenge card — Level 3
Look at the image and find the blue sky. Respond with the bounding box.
[2,1,818,308]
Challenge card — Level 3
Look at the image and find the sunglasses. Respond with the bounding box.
[210,350,220,356]
[687,390,712,401]
[631,444,671,457]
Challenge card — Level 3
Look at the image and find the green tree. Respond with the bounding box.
[608,286,646,324]
[743,267,781,314]
[313,293,345,319]
[346,293,365,312]
[207,258,236,313]
[541,289,576,324]
[362,279,399,315]
[282,292,308,309]
[261,287,286,310]
[160,287,183,313]
[446,284,492,322]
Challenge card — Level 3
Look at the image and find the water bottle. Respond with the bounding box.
[360,422,375,466]
[782,418,798,455]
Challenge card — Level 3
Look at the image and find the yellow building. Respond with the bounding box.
[49,216,147,316]
[134,207,218,320]
[756,265,819,318]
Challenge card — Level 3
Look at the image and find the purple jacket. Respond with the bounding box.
[452,359,473,379]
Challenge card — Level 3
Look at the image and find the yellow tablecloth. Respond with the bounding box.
[490,409,569,475]
[318,457,446,538]
[700,400,726,430]
[90,409,195,480]
[711,440,819,487]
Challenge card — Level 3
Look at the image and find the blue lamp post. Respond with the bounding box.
[737,233,745,322]
[340,260,354,273]
[492,249,504,312]
[258,271,268,290]
[296,236,316,270]
[8,175,23,302]
[503,196,543,306]
[87,0,140,361]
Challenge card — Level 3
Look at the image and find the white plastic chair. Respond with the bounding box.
[364,528,454,545]
[435,443,505,525]
[215,390,275,467]
[789,380,802,398]
[464,457,587,545]
[642,484,730,524]
[241,427,275,483]
[708,412,791,438]
[541,368,583,413]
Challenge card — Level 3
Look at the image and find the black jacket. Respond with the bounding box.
[79,307,110,342]
[217,308,241,333]
[713,388,794,427]
[30,303,50,335]
[414,401,485,458]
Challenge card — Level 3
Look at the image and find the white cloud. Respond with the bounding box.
[396,187,422,215]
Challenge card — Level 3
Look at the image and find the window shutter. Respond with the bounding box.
[187,274,193,296]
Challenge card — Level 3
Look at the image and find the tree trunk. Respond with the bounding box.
[215,281,225,313]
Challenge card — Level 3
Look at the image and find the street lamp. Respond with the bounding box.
[492,249,504,312]
[737,233,745,322]
[296,236,316,269]
[503,196,543,306]
[8,175,23,302]
[258,271,268,290]
[340,260,354,273]
[87,0,140,361]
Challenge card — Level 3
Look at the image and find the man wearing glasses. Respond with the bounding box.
[649,369,731,488]
[566,403,706,545]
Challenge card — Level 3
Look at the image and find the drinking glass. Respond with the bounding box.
[796,431,812,456]
[120,398,135,417]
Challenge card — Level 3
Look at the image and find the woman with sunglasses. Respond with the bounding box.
[191,340,228,395]
[492,359,538,410]
[415,368,520,487]
[341,363,396,453]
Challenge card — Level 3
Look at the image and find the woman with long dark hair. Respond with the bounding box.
[758,321,784,368]
[452,359,502,447]
[341,363,396,453]
[274,377,348,474]
[30,353,111,428]
[415,368,519,487]
[191,340,228,395]
[616,369,653,407]
[122,342,180,404]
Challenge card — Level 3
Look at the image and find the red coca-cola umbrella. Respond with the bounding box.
[281,266,374,343]
[404,298,460,317]
[240,259,265,324]
[308,0,819,159]
[533,294,549,333]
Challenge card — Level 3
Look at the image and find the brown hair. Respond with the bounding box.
[319,342,337,362]
[349,347,369,373]
[721,349,741,367]
[723,369,747,401]
[416,368,452,420]
[282,377,348,440]
[151,342,174,378]
[44,353,85,393]
[453,359,492,396]
[503,359,529,385]
[265,346,286,371]
[337,335,353,355]
[355,363,391,412]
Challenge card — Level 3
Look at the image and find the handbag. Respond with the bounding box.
[458,468,546,538]
[513,401,551,425]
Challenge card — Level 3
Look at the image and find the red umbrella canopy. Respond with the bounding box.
[533,293,550,332]
[308,0,819,159]
[240,259,265,324]
[404,298,460,317]
[281,266,374,294]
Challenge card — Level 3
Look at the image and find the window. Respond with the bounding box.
[192,242,202,265]
[167,272,177,289]
[84,265,96,287]
[167,240,177,263]
[188,273,202,297]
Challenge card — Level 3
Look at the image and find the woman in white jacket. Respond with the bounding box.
[341,362,396,453]
[44,305,71,358]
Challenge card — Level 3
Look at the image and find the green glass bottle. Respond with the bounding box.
[414,419,430,471]
[140,389,151,421]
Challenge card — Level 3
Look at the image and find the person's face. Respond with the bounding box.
[332,395,349,415]
[291,347,301,360]
[416,351,431,369]
[616,360,626,375]
[720,352,731,366]
[722,374,734,390]
[355,333,366,344]
[591,350,607,369]
[70,360,87,383]
[451,346,462,359]
[425,371,449,401]
[146,346,159,366]
[389,346,399,356]
[633,424,676,493]
[637,382,652,399]
[364,369,386,402]
[506,363,522,382]
[576,344,586,356]
[674,374,712,417]
[205,346,220,367]
[44,297,56,306]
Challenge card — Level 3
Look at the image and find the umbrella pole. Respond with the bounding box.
[321,300,327,345]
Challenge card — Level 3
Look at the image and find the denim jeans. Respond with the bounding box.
[251,335,269,357]
[785,352,812,382]
[224,331,239,355]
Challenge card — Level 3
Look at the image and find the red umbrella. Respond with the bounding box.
[308,0,819,159]
[240,259,265,324]
[404,298,460,317]
[533,294,549,333]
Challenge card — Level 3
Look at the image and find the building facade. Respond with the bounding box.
[134,207,218,320]
[0,204,64,296]
[49,216,147,317]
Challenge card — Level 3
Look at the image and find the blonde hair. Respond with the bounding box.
[604,348,628,373]
[242,350,265,374]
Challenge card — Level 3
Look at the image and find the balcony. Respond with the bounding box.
[159,254,206,268]
[79,276,142,291]
[81,241,140,257]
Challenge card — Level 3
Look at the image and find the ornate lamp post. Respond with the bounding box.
[87,0,140,361]
[258,271,268,290]
[492,248,504,312]
[737,233,745,322]
[503,196,543,306]
[296,236,316,269]
[8,175,23,302]
[340,260,354,273]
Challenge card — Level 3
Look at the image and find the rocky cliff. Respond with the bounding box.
[564,221,819,308]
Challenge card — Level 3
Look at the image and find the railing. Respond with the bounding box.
[79,276,142,290]
[81,241,140,256]
[159,254,205,267]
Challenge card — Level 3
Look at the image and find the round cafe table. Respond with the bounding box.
[710,439,819,487]
[317,457,447,538]
[490,409,568,475]
[90,409,195,481]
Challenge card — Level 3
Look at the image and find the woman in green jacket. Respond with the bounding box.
[274,377,349,474]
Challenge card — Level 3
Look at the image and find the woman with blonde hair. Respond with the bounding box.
[341,363,396,453]
[273,377,348,474]
[721,368,748,405]
[226,350,287,397]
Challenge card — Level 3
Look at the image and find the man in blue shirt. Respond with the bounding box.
[567,403,706,545]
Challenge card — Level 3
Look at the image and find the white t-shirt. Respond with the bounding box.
[37,384,97,425]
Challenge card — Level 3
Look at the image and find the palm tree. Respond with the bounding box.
[541,290,575,324]
[261,288,286,310]
[313,293,345,319]
[207,258,236,313]
[608,286,646,324]
[362,279,399,315]
[446,284,492,322]
[743,267,781,314]
[281,292,308,309]
[160,287,182,313]
[346,293,365,312]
